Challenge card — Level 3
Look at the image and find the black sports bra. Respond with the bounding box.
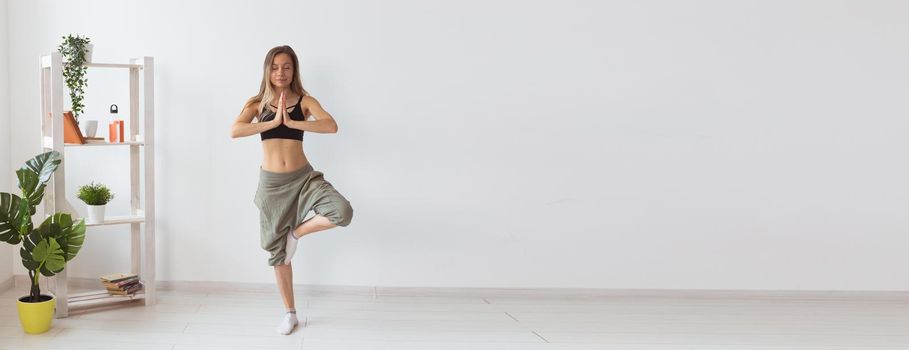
[259,95,306,141]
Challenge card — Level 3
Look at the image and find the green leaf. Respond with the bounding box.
[16,169,44,211]
[32,237,54,261]
[32,237,65,277]
[20,247,39,270]
[17,195,33,236]
[42,213,85,262]
[22,221,54,253]
[22,151,61,185]
[0,192,24,244]
[16,168,37,197]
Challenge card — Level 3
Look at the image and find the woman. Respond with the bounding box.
[230,45,354,335]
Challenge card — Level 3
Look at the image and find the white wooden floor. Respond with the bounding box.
[1,284,908,349]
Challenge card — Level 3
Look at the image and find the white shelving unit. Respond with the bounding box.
[38,52,156,318]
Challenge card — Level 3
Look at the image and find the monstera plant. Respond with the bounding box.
[0,151,85,334]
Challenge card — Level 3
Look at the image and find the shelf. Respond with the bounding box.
[44,136,144,148]
[79,215,145,227]
[41,53,156,318]
[67,289,146,310]
[40,56,144,69]
[67,141,145,147]
[83,63,144,69]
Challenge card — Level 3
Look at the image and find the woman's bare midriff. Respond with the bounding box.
[261,138,310,173]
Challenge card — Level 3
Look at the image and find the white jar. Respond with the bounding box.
[81,120,98,138]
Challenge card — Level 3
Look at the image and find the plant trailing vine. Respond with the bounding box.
[58,34,91,124]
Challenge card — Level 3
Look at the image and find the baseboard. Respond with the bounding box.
[0,276,13,293]
[10,274,375,297]
[9,274,909,300]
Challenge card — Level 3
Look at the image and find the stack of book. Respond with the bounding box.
[100,273,143,296]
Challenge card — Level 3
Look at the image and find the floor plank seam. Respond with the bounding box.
[532,330,550,343]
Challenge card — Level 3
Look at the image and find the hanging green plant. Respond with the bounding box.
[57,34,92,124]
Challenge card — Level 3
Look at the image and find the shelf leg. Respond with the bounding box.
[53,268,69,318]
[131,223,141,276]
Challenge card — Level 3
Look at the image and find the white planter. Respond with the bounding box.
[86,204,106,224]
[80,120,98,137]
[84,44,93,63]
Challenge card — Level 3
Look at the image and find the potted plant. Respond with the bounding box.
[57,34,92,125]
[0,151,86,334]
[77,182,114,224]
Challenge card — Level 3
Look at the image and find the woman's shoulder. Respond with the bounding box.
[242,99,268,117]
[301,94,321,106]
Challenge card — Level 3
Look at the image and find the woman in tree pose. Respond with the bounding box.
[230,45,354,335]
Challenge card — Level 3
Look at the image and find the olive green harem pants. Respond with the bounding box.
[253,163,353,266]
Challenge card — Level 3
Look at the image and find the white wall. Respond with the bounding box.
[7,0,909,290]
[0,0,10,288]
[0,0,13,288]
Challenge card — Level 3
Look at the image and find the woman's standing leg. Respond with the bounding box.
[274,262,295,311]
[274,261,298,334]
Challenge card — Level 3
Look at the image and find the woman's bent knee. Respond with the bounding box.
[330,201,353,227]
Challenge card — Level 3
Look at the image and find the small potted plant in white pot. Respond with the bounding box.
[77,182,114,224]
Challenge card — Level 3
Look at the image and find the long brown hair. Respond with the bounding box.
[244,45,309,115]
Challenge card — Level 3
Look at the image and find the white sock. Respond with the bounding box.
[276,312,298,335]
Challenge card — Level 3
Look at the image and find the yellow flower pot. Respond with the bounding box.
[17,294,55,334]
